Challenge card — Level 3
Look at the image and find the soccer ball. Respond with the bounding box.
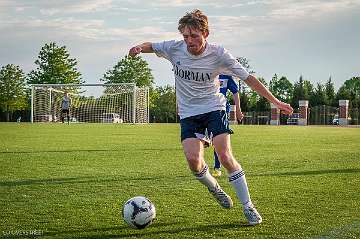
[122,196,156,229]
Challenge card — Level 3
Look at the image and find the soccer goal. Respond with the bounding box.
[30,83,149,123]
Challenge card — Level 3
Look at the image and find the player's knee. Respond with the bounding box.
[185,153,200,164]
[217,151,231,162]
[185,153,202,171]
[217,151,236,167]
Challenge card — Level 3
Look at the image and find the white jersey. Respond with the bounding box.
[152,40,250,119]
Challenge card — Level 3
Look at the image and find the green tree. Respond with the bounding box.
[149,87,160,120]
[247,77,269,111]
[27,42,82,84]
[325,77,336,106]
[269,74,293,103]
[236,57,255,74]
[292,76,314,108]
[239,89,249,112]
[101,55,154,87]
[150,85,176,123]
[0,64,28,121]
[311,83,327,106]
[292,76,305,108]
[255,77,269,111]
[337,76,360,108]
[236,56,255,112]
[304,80,314,101]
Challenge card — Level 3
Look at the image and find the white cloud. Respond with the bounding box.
[1,0,359,87]
[0,0,115,16]
[1,15,177,43]
[268,0,360,19]
[208,0,360,47]
[0,0,15,7]
[145,0,231,8]
[15,7,25,12]
[39,8,60,16]
[65,0,114,13]
[148,0,205,7]
[112,7,149,13]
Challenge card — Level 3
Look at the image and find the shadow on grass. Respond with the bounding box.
[0,176,106,187]
[0,148,181,155]
[0,175,190,187]
[252,168,360,177]
[2,168,359,187]
[43,221,253,239]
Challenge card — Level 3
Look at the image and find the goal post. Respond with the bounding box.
[30,83,149,124]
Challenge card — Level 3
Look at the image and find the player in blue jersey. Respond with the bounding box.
[128,9,293,226]
[212,75,243,177]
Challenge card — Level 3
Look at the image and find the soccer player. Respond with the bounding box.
[212,74,243,178]
[128,9,293,225]
[61,92,71,124]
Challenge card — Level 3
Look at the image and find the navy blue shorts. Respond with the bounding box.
[180,110,233,142]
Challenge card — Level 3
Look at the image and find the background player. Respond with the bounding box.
[61,92,71,124]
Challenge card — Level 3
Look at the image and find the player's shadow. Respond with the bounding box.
[0,147,181,155]
[43,221,253,239]
[0,174,190,187]
[252,168,360,177]
[0,176,103,187]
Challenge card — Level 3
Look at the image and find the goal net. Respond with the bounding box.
[30,83,149,123]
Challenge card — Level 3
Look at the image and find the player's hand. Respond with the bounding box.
[236,111,244,124]
[129,46,142,57]
[275,101,293,115]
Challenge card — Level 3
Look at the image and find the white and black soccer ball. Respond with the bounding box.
[122,196,156,229]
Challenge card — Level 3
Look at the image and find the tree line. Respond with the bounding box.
[0,42,359,122]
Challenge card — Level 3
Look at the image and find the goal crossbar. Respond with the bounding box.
[30,83,136,87]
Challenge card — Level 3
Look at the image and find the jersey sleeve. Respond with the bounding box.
[152,40,176,61]
[227,76,240,94]
[219,48,250,81]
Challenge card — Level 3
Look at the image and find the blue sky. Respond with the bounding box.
[1,0,359,90]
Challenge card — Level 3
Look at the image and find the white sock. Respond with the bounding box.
[194,164,218,190]
[229,169,253,208]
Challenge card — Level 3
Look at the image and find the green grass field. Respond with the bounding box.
[0,123,359,239]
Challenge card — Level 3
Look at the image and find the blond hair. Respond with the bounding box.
[178,9,209,34]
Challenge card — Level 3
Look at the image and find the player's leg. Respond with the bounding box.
[208,110,262,225]
[180,115,232,209]
[212,150,222,177]
[182,138,233,209]
[61,110,65,123]
[181,137,206,172]
[66,110,70,124]
[212,134,250,203]
[213,134,262,225]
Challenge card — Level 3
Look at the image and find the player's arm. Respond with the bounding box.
[220,49,292,115]
[244,75,293,115]
[227,76,243,123]
[129,42,154,57]
[233,92,244,124]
